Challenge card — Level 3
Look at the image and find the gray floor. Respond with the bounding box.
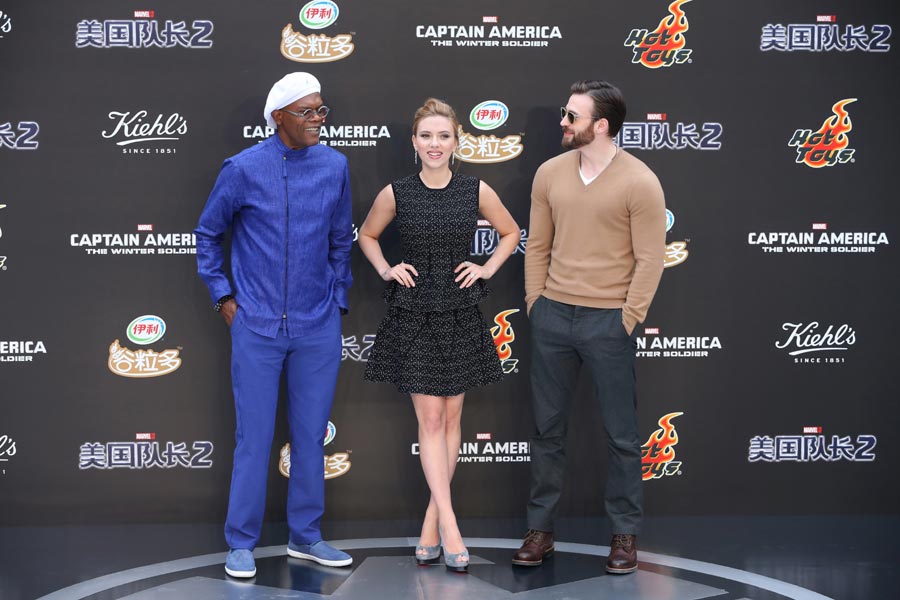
[117,562,727,600]
[1,516,897,600]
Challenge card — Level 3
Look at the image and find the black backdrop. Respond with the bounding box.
[1,0,898,526]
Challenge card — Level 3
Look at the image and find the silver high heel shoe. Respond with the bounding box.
[414,544,442,565]
[443,545,469,573]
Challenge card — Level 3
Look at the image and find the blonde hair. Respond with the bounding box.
[412,98,459,140]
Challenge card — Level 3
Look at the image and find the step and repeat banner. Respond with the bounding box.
[2,1,898,525]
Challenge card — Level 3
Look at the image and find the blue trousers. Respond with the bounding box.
[527,297,642,535]
[225,306,341,549]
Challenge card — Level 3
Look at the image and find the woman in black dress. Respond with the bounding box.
[358,98,520,572]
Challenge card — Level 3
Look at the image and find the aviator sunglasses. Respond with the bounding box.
[560,106,598,125]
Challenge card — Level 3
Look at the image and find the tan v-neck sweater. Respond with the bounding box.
[524,149,666,334]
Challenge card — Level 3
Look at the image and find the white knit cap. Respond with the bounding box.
[264,72,321,130]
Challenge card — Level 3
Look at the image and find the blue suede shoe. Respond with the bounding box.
[287,540,353,567]
[224,548,256,578]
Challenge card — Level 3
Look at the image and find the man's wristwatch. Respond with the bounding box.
[214,294,234,312]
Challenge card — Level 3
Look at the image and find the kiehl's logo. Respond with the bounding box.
[624,0,692,68]
[775,322,856,356]
[0,434,16,461]
[101,110,187,146]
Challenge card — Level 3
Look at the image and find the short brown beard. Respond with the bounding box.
[562,125,595,150]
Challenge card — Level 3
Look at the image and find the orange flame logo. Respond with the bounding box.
[641,412,683,480]
[624,0,692,69]
[491,309,519,360]
[788,99,857,168]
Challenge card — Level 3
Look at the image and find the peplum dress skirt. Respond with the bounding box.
[363,172,505,396]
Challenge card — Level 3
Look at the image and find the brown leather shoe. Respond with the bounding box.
[512,529,554,566]
[606,534,638,574]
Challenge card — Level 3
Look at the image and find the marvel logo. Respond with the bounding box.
[133,10,155,18]
[135,432,157,440]
[137,224,153,231]
[816,15,837,23]
[476,433,492,440]
[802,426,823,434]
[644,328,660,335]
[812,223,827,230]
[483,16,498,23]
[646,113,667,121]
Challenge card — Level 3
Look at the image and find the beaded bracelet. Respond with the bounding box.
[214,294,234,312]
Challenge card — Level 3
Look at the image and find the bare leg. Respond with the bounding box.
[412,393,467,557]
[418,394,464,551]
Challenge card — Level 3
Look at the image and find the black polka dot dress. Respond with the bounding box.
[364,173,504,396]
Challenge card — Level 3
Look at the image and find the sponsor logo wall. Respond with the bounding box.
[748,223,890,254]
[614,113,722,151]
[279,421,352,480]
[243,123,390,147]
[412,432,531,464]
[0,10,11,39]
[760,16,892,53]
[0,340,47,363]
[749,428,876,463]
[341,333,375,362]
[0,434,16,475]
[775,322,856,364]
[788,99,856,168]
[664,207,690,268]
[0,203,6,272]
[0,121,39,150]
[637,328,722,359]
[490,309,520,375]
[281,0,354,62]
[454,98,524,164]
[416,17,563,48]
[79,434,214,470]
[71,225,197,256]
[108,316,182,378]
[471,220,528,257]
[75,13,214,49]
[102,110,187,155]
[642,413,683,480]
[624,0,693,68]
[1,0,897,525]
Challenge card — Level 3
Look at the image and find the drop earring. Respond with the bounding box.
[414,149,418,164]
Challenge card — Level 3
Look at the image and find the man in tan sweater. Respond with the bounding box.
[513,81,666,574]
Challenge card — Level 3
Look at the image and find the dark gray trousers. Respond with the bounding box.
[526,296,642,535]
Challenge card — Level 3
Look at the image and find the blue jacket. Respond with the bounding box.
[195,135,353,338]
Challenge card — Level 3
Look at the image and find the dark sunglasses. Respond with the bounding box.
[560,106,597,125]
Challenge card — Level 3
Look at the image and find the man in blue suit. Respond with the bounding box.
[195,72,353,578]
